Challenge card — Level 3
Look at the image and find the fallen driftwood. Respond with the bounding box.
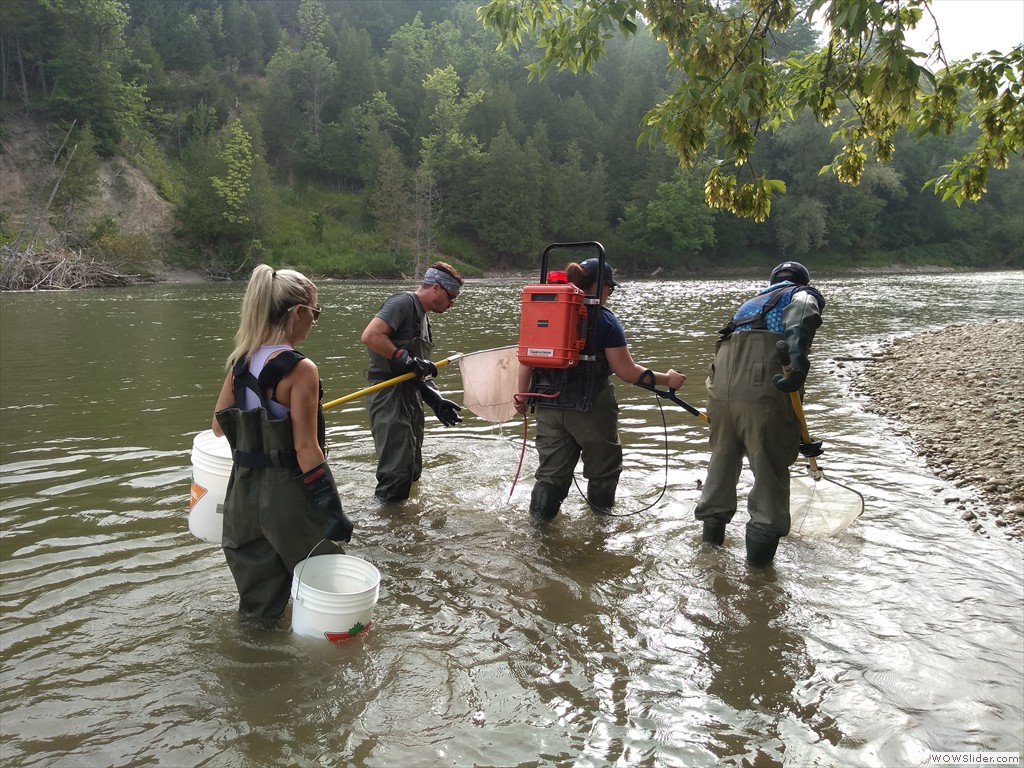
[0,245,139,291]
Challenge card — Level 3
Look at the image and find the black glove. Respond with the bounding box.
[799,440,824,458]
[418,381,462,426]
[774,334,809,392]
[390,348,438,378]
[773,370,805,392]
[298,462,353,542]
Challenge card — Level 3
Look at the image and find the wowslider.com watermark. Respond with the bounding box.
[928,754,1020,765]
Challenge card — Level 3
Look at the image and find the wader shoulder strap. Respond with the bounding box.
[226,352,316,467]
[231,357,267,410]
[387,292,429,352]
[316,382,326,456]
[255,349,327,454]
[257,350,305,404]
[407,291,431,344]
[798,285,826,313]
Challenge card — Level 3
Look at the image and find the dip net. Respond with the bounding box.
[789,467,865,538]
[456,345,520,424]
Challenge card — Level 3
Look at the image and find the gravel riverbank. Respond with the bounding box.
[853,319,1024,541]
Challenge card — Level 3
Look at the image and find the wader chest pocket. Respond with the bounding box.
[752,362,765,386]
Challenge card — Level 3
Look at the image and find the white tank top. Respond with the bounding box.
[245,344,293,419]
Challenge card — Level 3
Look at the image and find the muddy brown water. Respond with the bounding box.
[2,271,1022,767]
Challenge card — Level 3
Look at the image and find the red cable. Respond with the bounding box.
[507,412,529,501]
[507,391,563,502]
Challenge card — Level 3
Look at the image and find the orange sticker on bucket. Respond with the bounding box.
[190,481,207,512]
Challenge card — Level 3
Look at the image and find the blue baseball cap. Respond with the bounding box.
[580,258,619,287]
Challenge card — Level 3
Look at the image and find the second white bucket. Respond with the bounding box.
[189,429,232,544]
[291,554,380,643]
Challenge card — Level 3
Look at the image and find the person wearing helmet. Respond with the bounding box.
[515,257,687,521]
[693,261,825,567]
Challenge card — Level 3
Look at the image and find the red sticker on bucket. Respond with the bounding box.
[324,621,372,643]
[190,481,207,512]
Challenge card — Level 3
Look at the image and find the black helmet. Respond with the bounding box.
[770,261,810,285]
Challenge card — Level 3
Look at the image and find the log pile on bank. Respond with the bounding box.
[0,245,139,291]
[855,319,1024,540]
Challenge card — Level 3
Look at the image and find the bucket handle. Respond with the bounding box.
[293,538,333,605]
[293,538,382,605]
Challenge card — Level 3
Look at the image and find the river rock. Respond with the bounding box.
[854,319,1024,541]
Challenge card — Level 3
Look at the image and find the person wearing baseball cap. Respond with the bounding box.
[516,257,686,521]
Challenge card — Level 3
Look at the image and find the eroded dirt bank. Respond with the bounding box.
[854,319,1024,540]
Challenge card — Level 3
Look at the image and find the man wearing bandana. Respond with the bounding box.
[360,262,466,502]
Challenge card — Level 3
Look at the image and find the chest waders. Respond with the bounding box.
[695,327,804,567]
[528,308,622,520]
[215,351,340,623]
[367,293,434,502]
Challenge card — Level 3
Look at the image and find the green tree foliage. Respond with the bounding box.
[135,2,217,74]
[178,108,271,267]
[3,0,1020,275]
[369,142,413,254]
[478,0,1024,221]
[472,125,544,258]
[262,44,305,165]
[618,166,716,268]
[2,0,146,154]
[261,0,340,175]
[222,2,263,73]
[353,91,409,186]
[419,64,485,227]
[211,119,254,227]
[329,22,379,117]
[296,0,335,138]
[547,142,611,243]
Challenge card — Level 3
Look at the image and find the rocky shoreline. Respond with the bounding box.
[853,319,1024,541]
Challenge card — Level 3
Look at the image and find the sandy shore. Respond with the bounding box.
[853,319,1024,540]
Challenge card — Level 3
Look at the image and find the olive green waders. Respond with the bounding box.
[366,380,425,501]
[694,330,800,557]
[366,331,432,503]
[217,406,341,622]
[531,384,623,519]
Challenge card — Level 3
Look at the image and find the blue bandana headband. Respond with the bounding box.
[423,267,461,296]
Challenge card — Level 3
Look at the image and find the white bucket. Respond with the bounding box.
[188,429,232,544]
[291,554,381,642]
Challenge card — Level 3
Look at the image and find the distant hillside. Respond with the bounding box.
[1,111,175,253]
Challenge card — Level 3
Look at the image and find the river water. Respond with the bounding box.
[1,271,1022,768]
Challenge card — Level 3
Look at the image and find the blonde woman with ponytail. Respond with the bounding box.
[211,265,353,625]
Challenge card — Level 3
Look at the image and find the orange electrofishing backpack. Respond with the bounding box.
[517,241,607,412]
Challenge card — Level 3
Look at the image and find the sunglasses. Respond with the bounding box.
[296,304,321,322]
[437,284,458,304]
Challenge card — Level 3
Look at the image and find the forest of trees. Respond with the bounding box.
[0,0,1021,280]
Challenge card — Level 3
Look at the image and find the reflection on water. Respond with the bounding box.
[1,271,1022,767]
